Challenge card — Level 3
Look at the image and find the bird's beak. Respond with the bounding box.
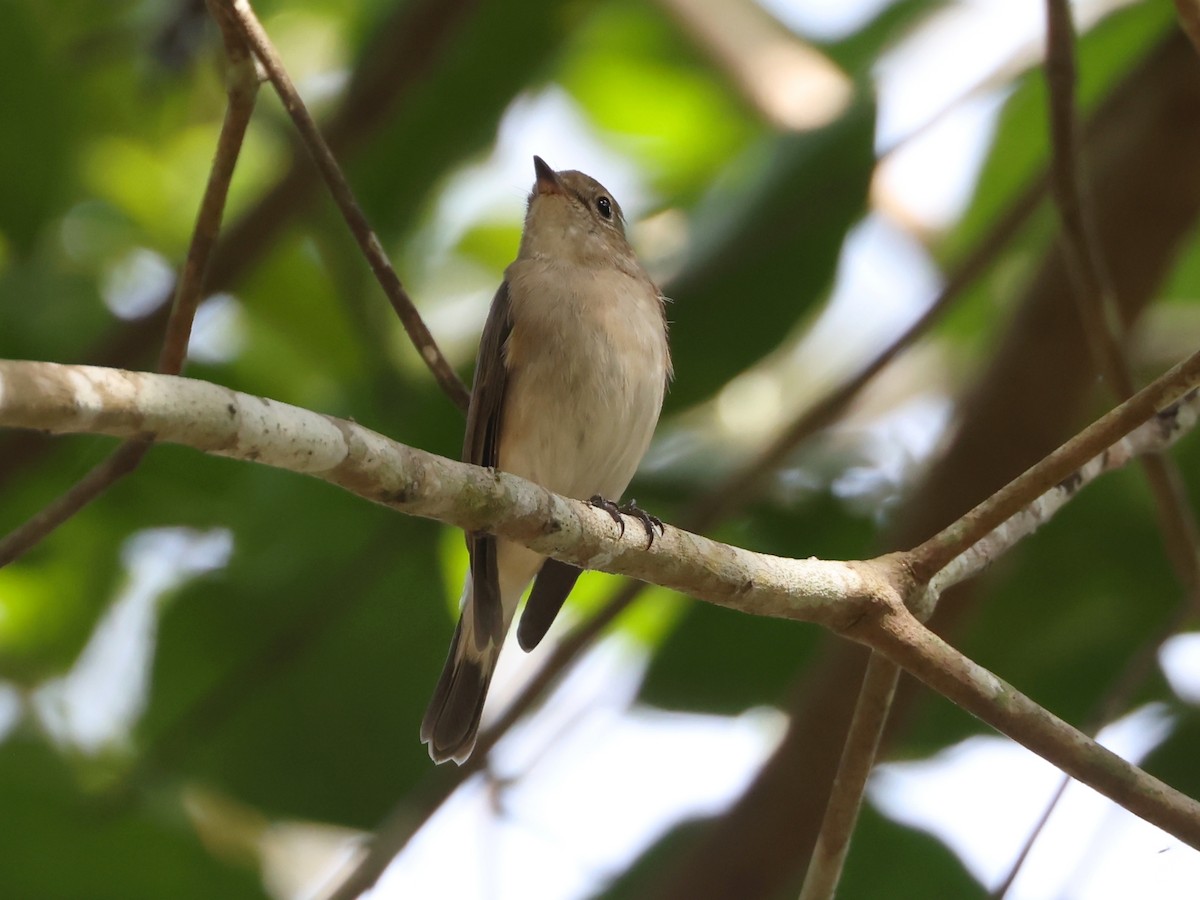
[533,155,564,197]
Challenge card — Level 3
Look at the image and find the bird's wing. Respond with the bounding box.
[463,281,512,651]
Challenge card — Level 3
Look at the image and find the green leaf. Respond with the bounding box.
[0,5,77,254]
[0,739,261,900]
[664,97,876,410]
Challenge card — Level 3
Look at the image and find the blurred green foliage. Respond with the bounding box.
[0,0,1197,898]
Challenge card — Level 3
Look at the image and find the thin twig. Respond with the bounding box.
[216,0,470,412]
[798,654,900,900]
[0,18,258,568]
[0,442,151,568]
[908,348,1200,581]
[1045,0,1200,599]
[159,3,262,374]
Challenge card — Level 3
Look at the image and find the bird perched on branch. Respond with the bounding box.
[421,156,672,764]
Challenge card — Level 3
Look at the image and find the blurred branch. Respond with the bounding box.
[0,441,152,568]
[1044,0,1128,390]
[5,357,1200,850]
[798,653,899,900]
[977,7,1200,893]
[1174,0,1200,52]
[1045,0,1200,600]
[326,578,647,899]
[655,0,852,131]
[658,30,1200,900]
[216,0,469,412]
[0,15,259,568]
[991,605,1187,898]
[690,176,1044,525]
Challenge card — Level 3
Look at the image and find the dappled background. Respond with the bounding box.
[2,0,1200,897]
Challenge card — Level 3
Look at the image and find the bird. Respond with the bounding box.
[420,156,672,764]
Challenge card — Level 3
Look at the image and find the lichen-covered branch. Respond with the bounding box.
[911,345,1200,581]
[0,360,879,629]
[929,386,1200,597]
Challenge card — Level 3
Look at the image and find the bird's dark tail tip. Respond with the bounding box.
[420,621,498,765]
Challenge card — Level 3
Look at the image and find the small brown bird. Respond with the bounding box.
[421,156,672,764]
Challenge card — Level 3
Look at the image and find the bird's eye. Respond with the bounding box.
[596,196,612,219]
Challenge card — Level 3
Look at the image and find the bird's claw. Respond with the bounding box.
[621,499,664,548]
[589,495,663,548]
[588,495,626,537]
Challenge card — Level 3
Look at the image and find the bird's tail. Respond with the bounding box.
[420,616,500,764]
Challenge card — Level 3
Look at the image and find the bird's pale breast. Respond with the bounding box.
[499,258,667,502]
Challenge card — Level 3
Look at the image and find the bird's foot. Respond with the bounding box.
[620,499,664,548]
[588,495,663,548]
[588,495,626,537]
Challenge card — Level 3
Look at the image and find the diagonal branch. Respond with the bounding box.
[909,348,1200,582]
[990,605,1187,898]
[797,653,900,900]
[3,357,1200,849]
[1044,0,1200,602]
[859,598,1200,850]
[929,392,1200,597]
[216,0,469,412]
